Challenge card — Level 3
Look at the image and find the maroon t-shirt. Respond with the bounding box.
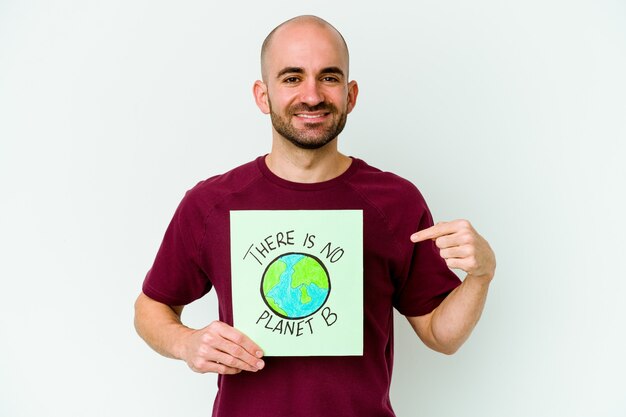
[143,156,461,417]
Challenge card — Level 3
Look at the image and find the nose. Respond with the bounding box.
[299,79,324,106]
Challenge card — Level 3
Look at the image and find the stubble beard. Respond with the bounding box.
[268,100,348,150]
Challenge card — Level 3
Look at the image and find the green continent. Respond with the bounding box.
[263,260,286,295]
[299,286,312,304]
[291,257,328,289]
[265,296,288,316]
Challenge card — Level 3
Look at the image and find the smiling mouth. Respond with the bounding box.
[294,112,330,119]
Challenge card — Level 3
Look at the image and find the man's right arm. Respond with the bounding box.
[134,292,265,375]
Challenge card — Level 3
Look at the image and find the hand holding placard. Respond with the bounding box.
[179,320,265,375]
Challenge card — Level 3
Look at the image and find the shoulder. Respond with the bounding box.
[349,158,429,213]
[177,157,263,216]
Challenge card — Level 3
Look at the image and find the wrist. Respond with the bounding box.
[464,272,494,287]
[171,325,195,361]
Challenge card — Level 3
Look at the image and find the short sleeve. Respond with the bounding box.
[393,199,461,317]
[142,192,212,306]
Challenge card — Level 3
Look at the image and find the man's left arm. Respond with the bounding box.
[407,220,496,355]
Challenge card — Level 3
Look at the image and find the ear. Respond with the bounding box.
[346,80,359,114]
[253,80,270,114]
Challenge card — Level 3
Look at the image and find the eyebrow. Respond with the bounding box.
[275,66,345,79]
[276,67,304,79]
[320,67,345,78]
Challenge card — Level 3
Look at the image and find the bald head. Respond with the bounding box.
[260,15,350,82]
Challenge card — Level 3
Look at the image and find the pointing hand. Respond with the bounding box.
[410,220,495,281]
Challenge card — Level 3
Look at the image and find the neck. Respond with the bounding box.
[265,135,352,183]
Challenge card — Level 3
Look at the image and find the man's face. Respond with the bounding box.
[257,22,357,149]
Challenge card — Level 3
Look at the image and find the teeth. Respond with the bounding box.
[297,114,324,119]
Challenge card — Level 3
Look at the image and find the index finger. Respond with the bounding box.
[410,222,456,243]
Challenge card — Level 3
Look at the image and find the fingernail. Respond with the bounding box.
[256,360,264,369]
[256,350,264,358]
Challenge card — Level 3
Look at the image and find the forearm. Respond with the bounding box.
[426,274,491,354]
[133,292,193,360]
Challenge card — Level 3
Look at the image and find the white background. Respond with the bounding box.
[1,1,625,416]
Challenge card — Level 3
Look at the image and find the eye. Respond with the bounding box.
[283,76,300,84]
[322,76,340,83]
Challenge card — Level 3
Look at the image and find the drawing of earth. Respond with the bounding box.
[261,252,330,320]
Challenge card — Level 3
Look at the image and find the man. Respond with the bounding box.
[135,15,496,417]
